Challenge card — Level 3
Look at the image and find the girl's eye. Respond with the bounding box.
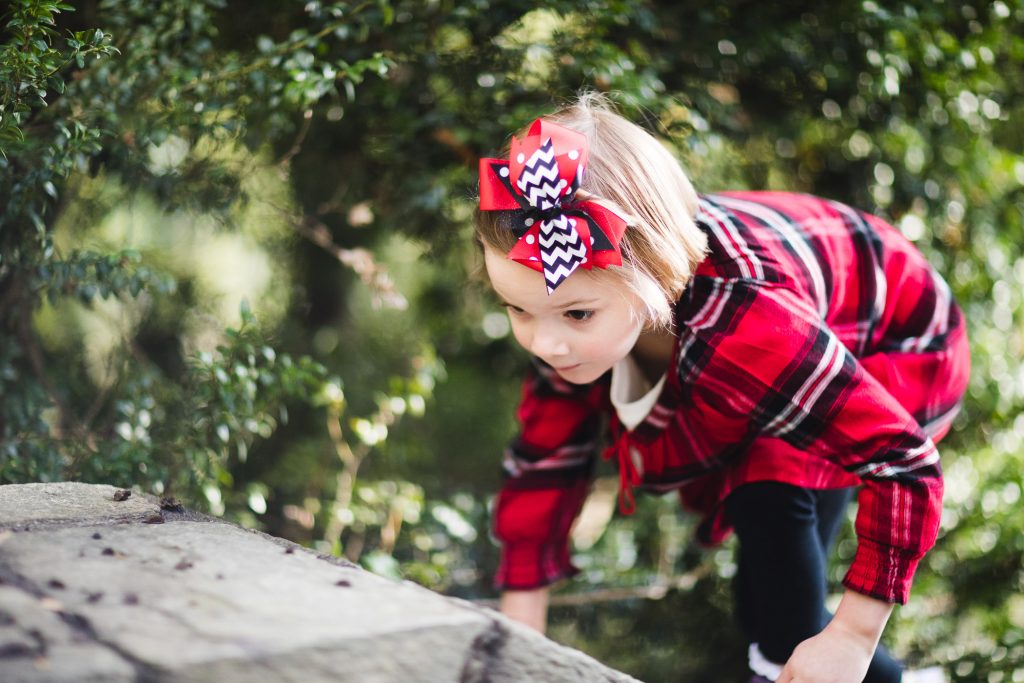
[565,309,594,322]
[502,303,525,315]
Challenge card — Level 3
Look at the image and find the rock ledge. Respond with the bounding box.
[0,482,638,683]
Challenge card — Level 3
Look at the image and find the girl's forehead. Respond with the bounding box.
[483,245,626,307]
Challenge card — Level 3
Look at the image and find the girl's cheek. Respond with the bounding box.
[509,320,531,351]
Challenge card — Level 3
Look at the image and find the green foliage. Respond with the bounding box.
[0,1,116,150]
[3,0,1024,680]
[177,306,331,488]
[0,0,406,504]
[0,0,116,264]
[2,302,328,488]
[37,249,175,304]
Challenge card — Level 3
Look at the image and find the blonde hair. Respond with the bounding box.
[475,92,708,329]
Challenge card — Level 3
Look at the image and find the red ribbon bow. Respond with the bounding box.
[478,118,629,293]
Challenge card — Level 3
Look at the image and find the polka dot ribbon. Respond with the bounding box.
[478,118,629,293]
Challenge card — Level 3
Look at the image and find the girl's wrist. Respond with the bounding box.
[499,587,550,633]
[827,589,894,648]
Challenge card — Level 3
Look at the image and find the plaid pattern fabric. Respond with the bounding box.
[492,191,970,603]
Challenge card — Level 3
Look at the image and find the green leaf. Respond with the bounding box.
[239,299,255,325]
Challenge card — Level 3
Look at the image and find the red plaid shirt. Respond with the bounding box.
[493,191,970,604]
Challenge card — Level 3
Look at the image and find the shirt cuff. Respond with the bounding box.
[494,541,579,591]
[842,537,923,605]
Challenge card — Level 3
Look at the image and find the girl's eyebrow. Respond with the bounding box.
[558,299,600,309]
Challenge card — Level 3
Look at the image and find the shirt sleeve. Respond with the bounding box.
[493,359,607,590]
[676,277,943,604]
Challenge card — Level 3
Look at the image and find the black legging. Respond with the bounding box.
[725,481,903,683]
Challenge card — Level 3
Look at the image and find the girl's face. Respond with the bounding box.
[483,245,645,385]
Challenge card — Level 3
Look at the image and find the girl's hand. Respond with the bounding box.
[499,587,550,634]
[777,589,894,683]
[776,623,874,683]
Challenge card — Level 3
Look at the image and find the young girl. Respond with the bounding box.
[475,93,970,683]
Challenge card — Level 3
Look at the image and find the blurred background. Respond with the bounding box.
[3,1,1023,680]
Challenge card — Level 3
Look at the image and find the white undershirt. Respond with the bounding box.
[609,354,667,431]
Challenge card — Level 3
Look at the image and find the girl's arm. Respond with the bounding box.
[777,589,894,683]
[500,587,550,633]
[676,278,944,603]
[493,359,605,597]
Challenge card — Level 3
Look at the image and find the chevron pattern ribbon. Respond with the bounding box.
[479,119,629,293]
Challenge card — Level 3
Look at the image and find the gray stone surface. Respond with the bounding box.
[0,585,135,682]
[0,482,158,527]
[0,483,639,682]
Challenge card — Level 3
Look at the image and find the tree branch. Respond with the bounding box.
[322,407,369,553]
[474,561,714,609]
[266,200,407,310]
[275,109,314,169]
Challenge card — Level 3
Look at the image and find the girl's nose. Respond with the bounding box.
[529,325,569,358]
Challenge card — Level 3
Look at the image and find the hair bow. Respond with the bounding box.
[478,118,629,293]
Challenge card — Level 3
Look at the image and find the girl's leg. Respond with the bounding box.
[726,481,903,683]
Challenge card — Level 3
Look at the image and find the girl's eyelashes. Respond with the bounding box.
[565,309,594,322]
[499,302,592,321]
